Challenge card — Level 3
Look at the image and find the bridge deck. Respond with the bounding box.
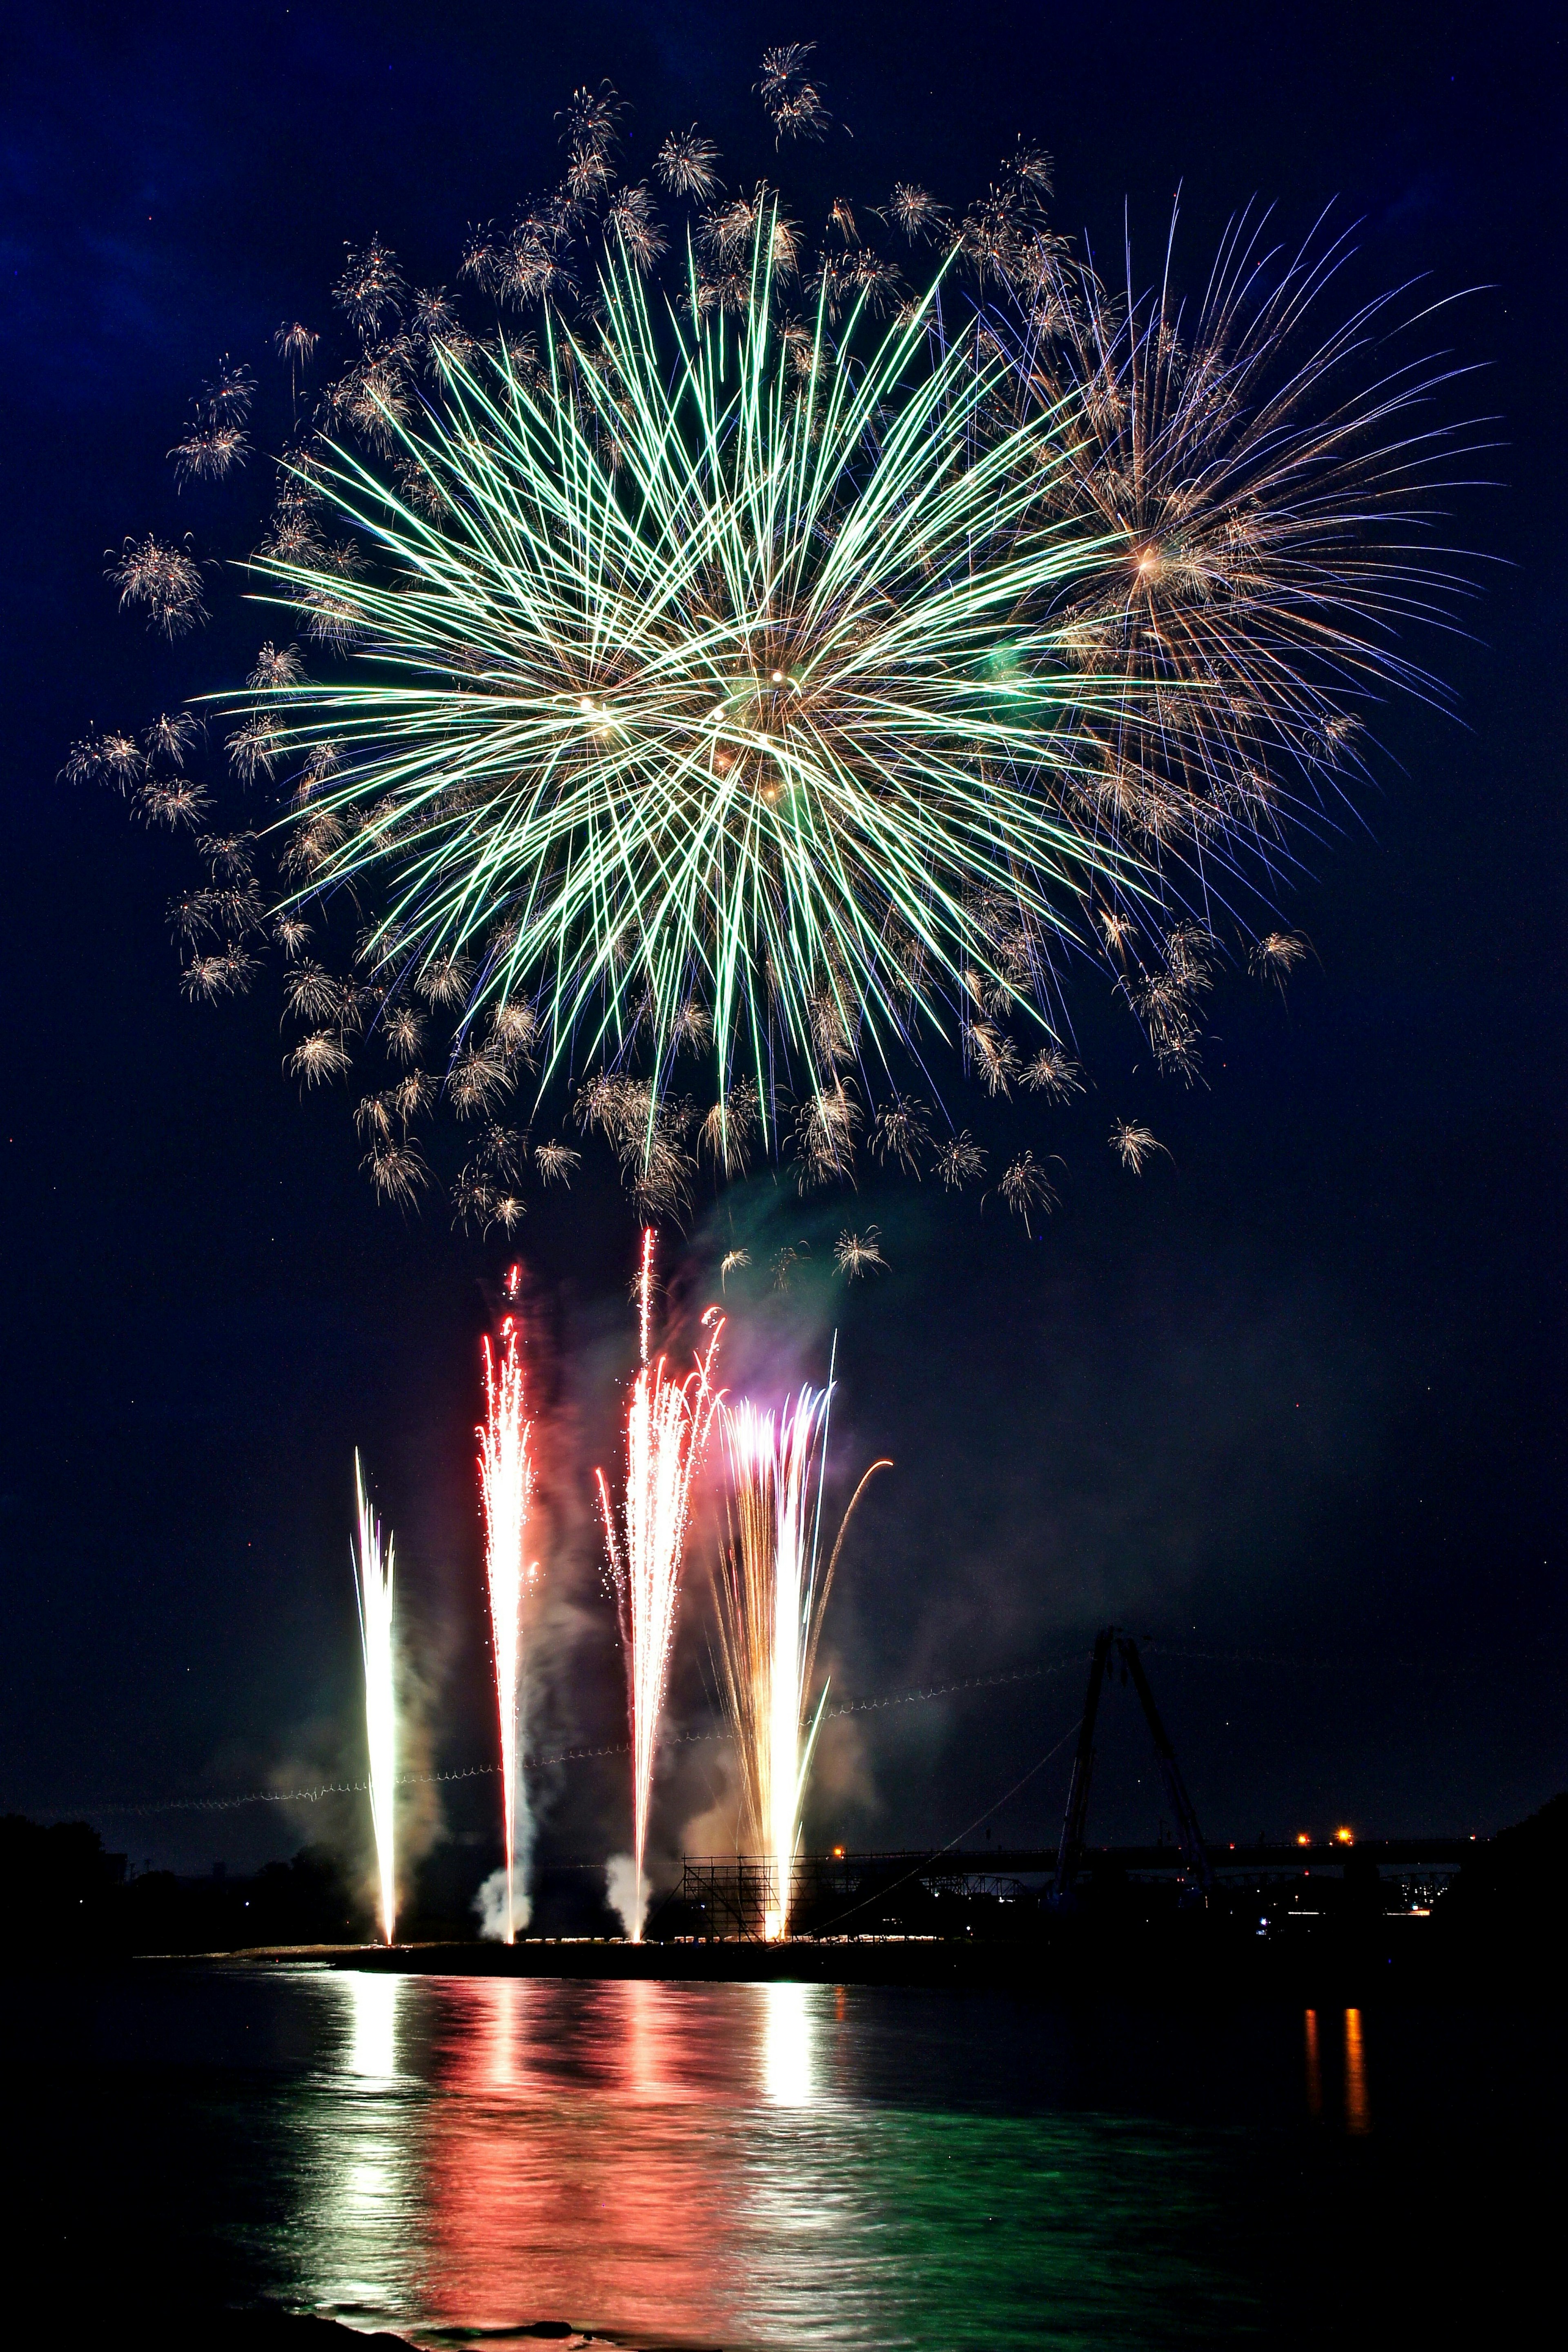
[683,1838,1476,1878]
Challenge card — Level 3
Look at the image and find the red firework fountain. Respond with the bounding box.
[596,1232,724,1940]
[477,1266,536,1944]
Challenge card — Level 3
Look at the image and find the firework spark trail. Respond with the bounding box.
[717,1382,889,1936]
[596,1231,724,1939]
[477,1276,536,1943]
[352,1451,397,1943]
[637,1225,654,1367]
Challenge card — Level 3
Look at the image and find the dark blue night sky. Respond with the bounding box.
[2,1,1563,1884]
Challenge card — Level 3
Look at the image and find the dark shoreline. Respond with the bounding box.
[87,1919,1539,2003]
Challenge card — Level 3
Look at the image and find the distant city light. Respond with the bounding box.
[1333,1827,1354,1845]
[1296,1833,1311,1846]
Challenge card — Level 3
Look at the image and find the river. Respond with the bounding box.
[5,1963,1557,2345]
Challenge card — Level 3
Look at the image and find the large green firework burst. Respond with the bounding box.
[69,55,1482,1228]
[239,229,1128,1160]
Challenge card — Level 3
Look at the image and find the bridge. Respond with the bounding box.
[669,1839,1475,1938]
[667,1637,1478,1938]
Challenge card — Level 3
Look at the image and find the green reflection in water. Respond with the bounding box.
[734,2106,1255,2349]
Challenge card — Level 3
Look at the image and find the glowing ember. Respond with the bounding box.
[352,1451,397,1944]
[596,1231,724,1940]
[477,1269,537,1944]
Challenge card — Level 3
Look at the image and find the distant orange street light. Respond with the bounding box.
[1296,1832,1311,1847]
[1333,1827,1354,1845]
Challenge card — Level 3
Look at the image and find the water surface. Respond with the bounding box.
[6,1965,1557,2346]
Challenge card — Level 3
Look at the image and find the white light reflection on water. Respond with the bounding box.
[290,1969,423,2336]
[761,1978,817,2107]
[345,1967,401,2081]
[739,1982,846,2343]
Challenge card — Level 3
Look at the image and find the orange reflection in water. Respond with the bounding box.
[415,1976,750,2339]
[1343,2007,1371,2136]
[1303,2008,1322,2121]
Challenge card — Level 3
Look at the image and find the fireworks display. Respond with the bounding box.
[63,43,1483,1221]
[328,1253,895,1944]
[351,1452,397,1944]
[716,1378,889,1936]
[596,1233,724,1938]
[238,229,1113,1158]
[477,1268,537,1942]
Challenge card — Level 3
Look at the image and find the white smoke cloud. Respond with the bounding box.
[472,1864,532,1940]
[604,1850,649,1940]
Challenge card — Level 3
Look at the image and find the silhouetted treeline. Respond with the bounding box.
[0,1815,370,1954]
[1444,1792,1568,1934]
[124,1845,368,1951]
[0,1814,126,1943]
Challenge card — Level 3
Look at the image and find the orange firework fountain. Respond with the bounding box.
[596,1232,724,1941]
[477,1265,537,1945]
[717,1371,890,1939]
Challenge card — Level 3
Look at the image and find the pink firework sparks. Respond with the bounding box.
[596,1231,724,1939]
[477,1272,536,1945]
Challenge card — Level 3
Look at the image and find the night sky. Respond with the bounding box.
[3,1,1563,1895]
